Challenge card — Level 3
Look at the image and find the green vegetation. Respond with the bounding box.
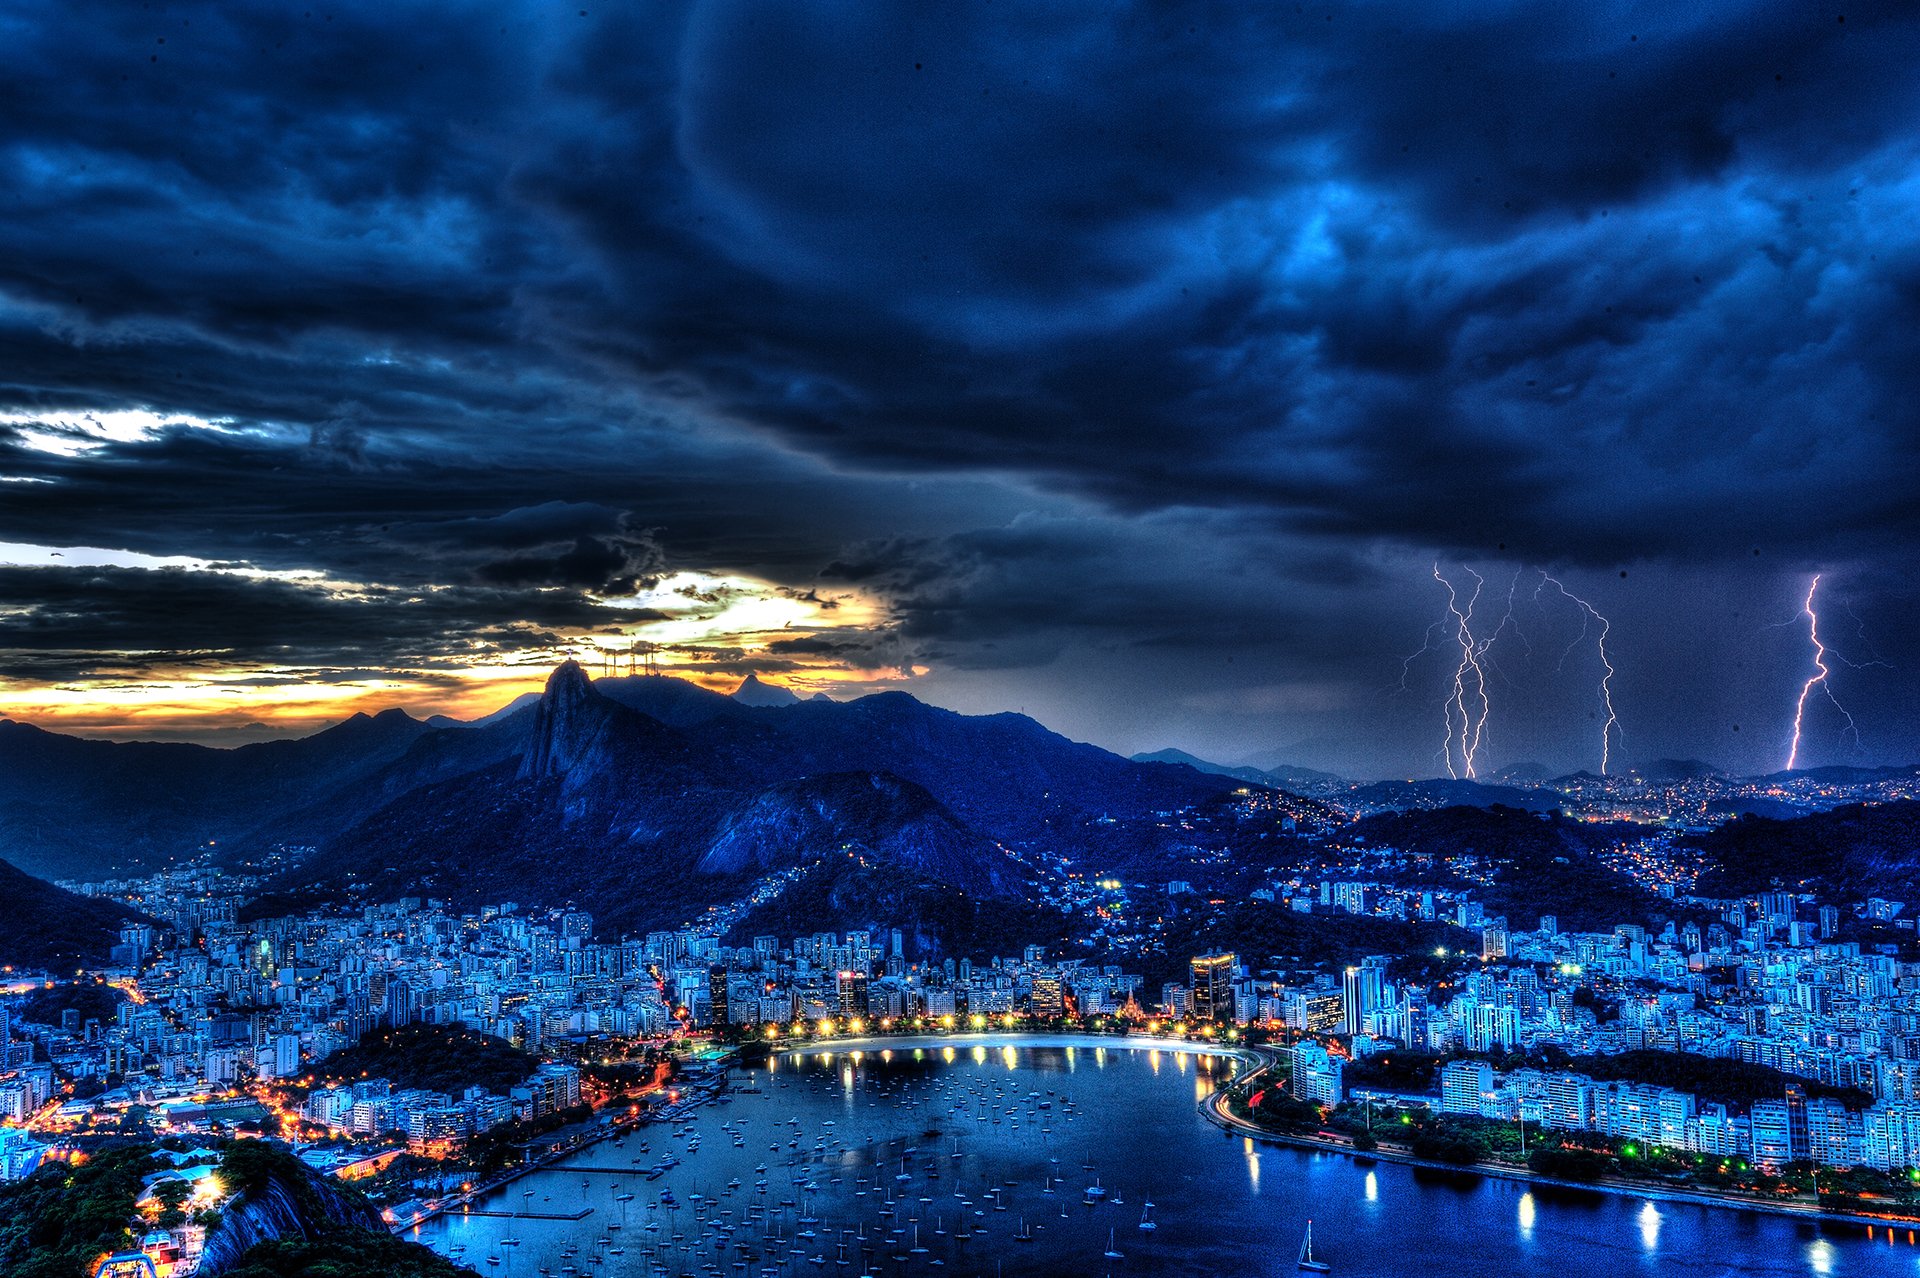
[0,858,147,972]
[218,1232,476,1278]
[1343,1049,1443,1094]
[1147,897,1474,986]
[1345,806,1693,933]
[1526,1145,1611,1182]
[1689,801,1920,900]
[0,1145,151,1278]
[312,1023,536,1096]
[16,981,127,1029]
[1558,1047,1872,1111]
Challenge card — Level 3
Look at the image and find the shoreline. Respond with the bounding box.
[405,1030,1920,1241]
[1202,1046,1920,1232]
[773,1030,1260,1064]
[394,1074,722,1234]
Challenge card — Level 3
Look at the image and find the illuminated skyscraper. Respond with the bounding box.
[836,970,870,1018]
[1342,956,1389,1037]
[1189,953,1235,1022]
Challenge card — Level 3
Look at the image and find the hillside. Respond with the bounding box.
[0,663,1257,897]
[0,858,148,971]
[0,708,441,880]
[1687,801,1920,900]
[1344,806,1687,932]
[311,1023,536,1095]
[258,662,1266,946]
[0,1140,466,1278]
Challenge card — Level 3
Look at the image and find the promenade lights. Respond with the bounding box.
[969,1014,986,1029]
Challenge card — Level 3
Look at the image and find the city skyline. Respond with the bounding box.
[3,4,1919,775]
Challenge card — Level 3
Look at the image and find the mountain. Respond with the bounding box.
[1130,748,1272,785]
[1687,800,1920,900]
[699,771,1022,897]
[731,671,801,707]
[1238,750,1347,784]
[0,707,438,880]
[1630,757,1724,781]
[0,858,149,971]
[251,662,1250,945]
[1343,778,1560,814]
[1758,763,1920,785]
[0,662,1279,948]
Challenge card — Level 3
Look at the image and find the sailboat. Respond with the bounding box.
[1298,1219,1332,1273]
[1103,1227,1124,1261]
[1138,1201,1156,1232]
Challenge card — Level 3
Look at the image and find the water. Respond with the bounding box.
[411,1038,1920,1277]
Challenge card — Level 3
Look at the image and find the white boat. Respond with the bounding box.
[1298,1219,1332,1273]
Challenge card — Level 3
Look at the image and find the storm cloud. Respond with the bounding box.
[2,0,1918,773]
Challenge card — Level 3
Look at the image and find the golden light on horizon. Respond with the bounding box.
[0,555,916,741]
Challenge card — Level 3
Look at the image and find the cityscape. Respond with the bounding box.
[6,2,1920,1277]
[9,715,1920,1275]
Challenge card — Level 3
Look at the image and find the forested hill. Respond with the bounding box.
[1343,805,1687,932]
[1686,801,1920,900]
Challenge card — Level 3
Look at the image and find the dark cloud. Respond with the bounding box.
[0,564,666,681]
[475,533,664,595]
[0,0,1917,772]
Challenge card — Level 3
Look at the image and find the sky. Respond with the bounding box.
[2,0,1919,778]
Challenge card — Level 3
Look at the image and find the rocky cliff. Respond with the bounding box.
[195,1150,386,1276]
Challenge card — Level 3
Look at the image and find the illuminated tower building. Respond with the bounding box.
[836,970,870,1019]
[1189,953,1236,1022]
[1342,956,1389,1037]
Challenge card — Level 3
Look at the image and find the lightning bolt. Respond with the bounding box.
[1786,573,1858,771]
[1434,564,1491,779]
[1537,573,1620,775]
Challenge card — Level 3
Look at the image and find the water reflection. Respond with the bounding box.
[1637,1200,1662,1253]
[417,1045,1920,1278]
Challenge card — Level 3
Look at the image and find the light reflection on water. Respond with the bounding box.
[414,1044,1920,1278]
[1638,1200,1662,1253]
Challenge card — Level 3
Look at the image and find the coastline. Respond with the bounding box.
[393,1074,721,1234]
[1202,1046,1920,1232]
[776,1030,1260,1064]
[404,1030,1920,1241]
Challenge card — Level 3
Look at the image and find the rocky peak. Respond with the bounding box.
[520,660,613,780]
[731,671,800,707]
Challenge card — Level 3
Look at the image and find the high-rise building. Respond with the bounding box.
[836,970,870,1019]
[384,980,418,1028]
[1291,1043,1345,1105]
[1786,1084,1811,1161]
[1342,957,1389,1036]
[1441,1060,1494,1117]
[1189,953,1236,1022]
[1030,976,1065,1017]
